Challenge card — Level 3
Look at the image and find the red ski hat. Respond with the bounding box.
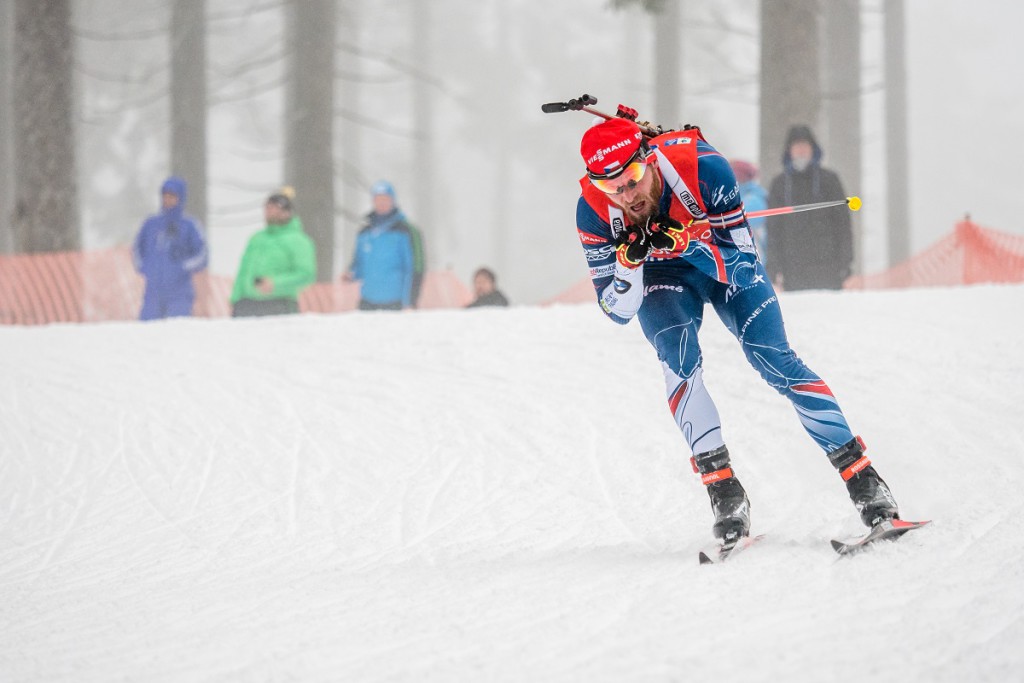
[580,118,645,178]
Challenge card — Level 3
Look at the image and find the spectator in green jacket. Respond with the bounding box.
[230,188,317,317]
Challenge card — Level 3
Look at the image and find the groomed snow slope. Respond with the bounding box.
[2,285,1022,682]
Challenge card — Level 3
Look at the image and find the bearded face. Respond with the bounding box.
[605,160,662,226]
[622,172,662,225]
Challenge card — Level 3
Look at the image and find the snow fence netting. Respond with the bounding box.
[0,246,471,325]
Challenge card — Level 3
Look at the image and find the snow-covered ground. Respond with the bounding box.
[2,285,1023,682]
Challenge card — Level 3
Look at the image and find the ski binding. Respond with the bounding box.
[699,533,765,565]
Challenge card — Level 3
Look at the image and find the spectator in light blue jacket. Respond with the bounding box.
[132,176,208,320]
[343,181,415,311]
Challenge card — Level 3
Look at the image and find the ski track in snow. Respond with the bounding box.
[1,286,1023,682]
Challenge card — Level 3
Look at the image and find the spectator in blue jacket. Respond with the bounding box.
[343,181,415,311]
[132,176,208,320]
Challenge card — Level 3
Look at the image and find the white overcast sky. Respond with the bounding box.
[905,0,1024,248]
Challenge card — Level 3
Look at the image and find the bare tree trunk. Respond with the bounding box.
[652,0,683,127]
[170,0,208,230]
[885,0,909,266]
[759,0,821,182]
[337,1,360,278]
[823,0,862,274]
[0,1,14,253]
[285,0,336,282]
[412,2,436,261]
[13,0,79,253]
[493,0,510,284]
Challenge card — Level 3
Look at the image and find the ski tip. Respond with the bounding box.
[698,551,714,565]
[892,518,931,530]
[830,539,847,554]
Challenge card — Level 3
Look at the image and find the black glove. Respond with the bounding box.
[616,215,691,268]
[648,213,692,252]
[615,224,654,268]
[646,220,676,251]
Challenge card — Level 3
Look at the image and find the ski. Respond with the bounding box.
[830,518,931,556]
[698,534,765,565]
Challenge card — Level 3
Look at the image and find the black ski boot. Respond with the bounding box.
[692,445,750,541]
[827,436,899,527]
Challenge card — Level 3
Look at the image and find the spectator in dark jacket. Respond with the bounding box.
[766,126,853,291]
[466,267,509,308]
[132,176,208,320]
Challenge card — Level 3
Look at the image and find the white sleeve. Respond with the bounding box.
[599,262,645,321]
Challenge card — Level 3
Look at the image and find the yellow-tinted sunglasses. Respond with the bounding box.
[589,160,649,196]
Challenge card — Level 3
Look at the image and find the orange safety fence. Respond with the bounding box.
[846,219,1024,290]
[542,275,596,306]
[0,245,473,325]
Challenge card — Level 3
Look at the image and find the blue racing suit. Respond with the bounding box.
[576,128,856,456]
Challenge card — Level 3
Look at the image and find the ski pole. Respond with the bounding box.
[746,196,862,220]
[679,197,862,231]
[749,196,860,220]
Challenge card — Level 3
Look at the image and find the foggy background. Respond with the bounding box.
[2,0,1022,305]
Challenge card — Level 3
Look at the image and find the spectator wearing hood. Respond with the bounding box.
[343,181,421,311]
[731,160,769,265]
[766,125,853,291]
[230,188,317,317]
[132,176,209,321]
